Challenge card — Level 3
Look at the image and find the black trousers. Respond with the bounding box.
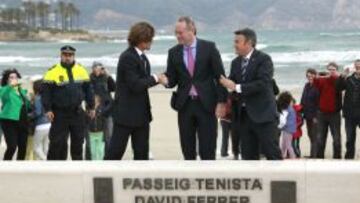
[316,111,341,159]
[344,117,360,159]
[1,119,28,160]
[230,119,243,159]
[305,118,318,158]
[220,120,231,157]
[178,98,217,160]
[47,109,86,160]
[105,123,149,160]
[233,108,282,160]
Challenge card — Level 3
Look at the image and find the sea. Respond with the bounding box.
[1,29,359,90]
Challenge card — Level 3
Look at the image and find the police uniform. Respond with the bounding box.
[42,46,94,160]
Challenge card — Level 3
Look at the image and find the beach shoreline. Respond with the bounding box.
[0,30,115,43]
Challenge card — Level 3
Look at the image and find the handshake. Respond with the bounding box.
[156,73,169,86]
[155,74,236,90]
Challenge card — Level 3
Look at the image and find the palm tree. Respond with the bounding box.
[57,1,66,30]
[37,2,50,28]
[73,6,80,30]
[54,7,60,29]
[22,1,36,28]
[67,3,76,30]
[13,8,24,25]
[5,8,15,24]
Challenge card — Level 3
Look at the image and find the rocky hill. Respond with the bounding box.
[5,0,360,30]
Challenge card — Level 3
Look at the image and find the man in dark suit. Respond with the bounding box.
[163,16,228,160]
[104,22,167,160]
[220,28,282,160]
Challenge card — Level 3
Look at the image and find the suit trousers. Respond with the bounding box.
[105,123,150,160]
[178,98,217,160]
[233,107,282,160]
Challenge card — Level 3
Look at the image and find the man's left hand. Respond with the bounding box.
[215,103,226,118]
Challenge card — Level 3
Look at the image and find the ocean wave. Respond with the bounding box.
[256,43,268,50]
[23,74,44,81]
[319,32,360,37]
[108,35,175,44]
[153,35,176,41]
[57,39,87,44]
[1,50,359,69]
[109,39,127,43]
[0,56,50,63]
[76,53,236,67]
[271,50,360,63]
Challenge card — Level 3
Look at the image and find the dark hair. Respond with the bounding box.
[127,22,155,47]
[306,68,317,75]
[234,28,257,47]
[354,59,360,63]
[277,91,293,111]
[327,62,339,70]
[177,16,197,35]
[33,79,43,95]
[1,68,21,86]
[318,71,328,76]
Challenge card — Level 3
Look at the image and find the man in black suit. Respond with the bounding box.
[163,16,228,160]
[220,28,282,160]
[104,22,167,160]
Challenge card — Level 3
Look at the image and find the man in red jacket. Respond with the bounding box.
[314,62,343,159]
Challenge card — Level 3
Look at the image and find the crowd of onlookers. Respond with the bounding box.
[220,60,360,160]
[0,62,115,160]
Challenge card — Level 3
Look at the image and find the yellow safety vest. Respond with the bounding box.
[43,63,90,85]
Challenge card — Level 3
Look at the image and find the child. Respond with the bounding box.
[277,91,297,159]
[292,100,304,158]
[88,95,106,160]
[32,79,50,160]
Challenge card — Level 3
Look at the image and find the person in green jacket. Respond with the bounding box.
[0,69,30,160]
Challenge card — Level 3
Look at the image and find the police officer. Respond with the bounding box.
[42,45,95,160]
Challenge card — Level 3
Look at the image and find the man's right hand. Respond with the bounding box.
[158,73,169,86]
[46,111,55,122]
[219,75,236,91]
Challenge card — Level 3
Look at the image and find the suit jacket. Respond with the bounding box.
[337,74,360,120]
[112,47,157,127]
[229,49,278,123]
[165,38,227,112]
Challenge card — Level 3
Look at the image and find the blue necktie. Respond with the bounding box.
[241,58,249,79]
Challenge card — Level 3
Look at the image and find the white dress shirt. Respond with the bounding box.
[235,48,254,93]
[135,46,158,82]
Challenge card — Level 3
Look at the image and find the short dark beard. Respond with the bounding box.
[61,61,75,69]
